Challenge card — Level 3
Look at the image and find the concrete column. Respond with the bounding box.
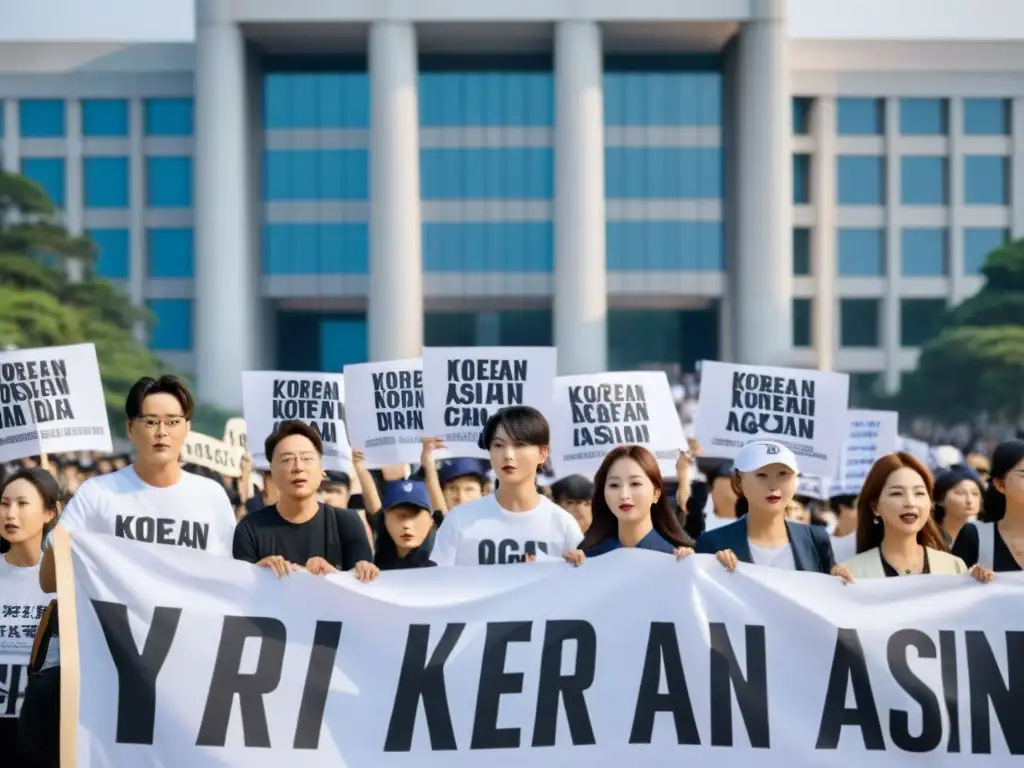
[194,2,256,409]
[369,22,423,362]
[812,96,837,371]
[554,21,607,374]
[65,99,85,282]
[883,97,901,394]
[128,98,146,344]
[1012,98,1024,240]
[733,0,792,366]
[948,98,966,304]
[1,100,18,171]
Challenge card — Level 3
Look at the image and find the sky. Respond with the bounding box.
[1,0,1022,42]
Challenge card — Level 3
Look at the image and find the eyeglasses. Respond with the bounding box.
[275,453,320,467]
[136,417,186,431]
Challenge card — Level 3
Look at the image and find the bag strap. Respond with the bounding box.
[29,600,58,674]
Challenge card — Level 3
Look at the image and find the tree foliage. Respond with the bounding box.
[897,239,1024,425]
[0,170,231,435]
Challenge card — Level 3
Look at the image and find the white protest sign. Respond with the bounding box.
[241,371,351,471]
[223,417,247,452]
[898,436,932,466]
[0,343,112,463]
[71,530,1024,767]
[182,431,245,478]
[421,346,557,458]
[836,409,899,494]
[550,371,684,477]
[796,475,830,501]
[692,361,850,477]
[344,358,435,467]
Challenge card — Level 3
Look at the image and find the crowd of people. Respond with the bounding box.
[1,374,1023,765]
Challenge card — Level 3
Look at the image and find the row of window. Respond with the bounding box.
[88,228,192,280]
[19,156,192,208]
[793,154,1010,206]
[792,226,1008,277]
[792,297,946,349]
[0,98,193,138]
[792,97,1011,137]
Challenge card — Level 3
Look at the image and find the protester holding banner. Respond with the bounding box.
[0,468,58,765]
[550,474,594,534]
[932,464,984,546]
[573,445,693,559]
[38,375,237,593]
[232,420,376,581]
[843,453,992,582]
[373,480,443,570]
[953,439,1024,571]
[695,442,851,581]
[429,407,583,566]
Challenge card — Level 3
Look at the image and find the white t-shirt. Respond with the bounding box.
[430,493,583,566]
[749,541,797,571]
[54,466,236,556]
[0,559,49,718]
[830,533,858,564]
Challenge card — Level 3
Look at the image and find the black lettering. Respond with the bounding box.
[532,620,596,747]
[471,621,532,750]
[966,630,1023,755]
[293,621,343,749]
[92,601,182,745]
[939,630,960,753]
[114,515,134,540]
[709,623,769,748]
[156,518,175,545]
[887,629,942,752]
[478,540,496,565]
[630,622,700,745]
[816,628,885,750]
[196,616,288,748]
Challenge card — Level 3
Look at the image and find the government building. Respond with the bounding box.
[2,0,1020,409]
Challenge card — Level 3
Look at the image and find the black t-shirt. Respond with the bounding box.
[233,503,372,571]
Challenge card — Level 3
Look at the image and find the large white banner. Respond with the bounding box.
[70,532,1023,766]
[0,343,112,462]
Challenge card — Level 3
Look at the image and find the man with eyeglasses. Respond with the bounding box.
[39,376,238,593]
[232,419,376,582]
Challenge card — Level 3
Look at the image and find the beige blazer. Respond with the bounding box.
[842,547,968,580]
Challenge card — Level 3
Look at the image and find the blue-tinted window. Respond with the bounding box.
[423,222,553,272]
[900,228,947,276]
[144,98,193,136]
[147,228,194,278]
[146,299,193,350]
[82,99,128,137]
[0,104,4,136]
[88,229,130,279]
[793,154,811,204]
[900,299,946,347]
[607,221,723,271]
[264,149,368,201]
[793,227,811,275]
[837,156,884,205]
[20,157,66,206]
[792,97,812,135]
[900,98,947,135]
[901,156,947,205]
[793,298,812,348]
[321,316,368,371]
[838,228,885,276]
[19,99,65,138]
[263,223,369,275]
[420,148,554,199]
[605,147,722,199]
[420,72,554,127]
[604,71,721,126]
[837,98,883,135]
[264,73,369,129]
[146,156,192,207]
[963,98,1009,136]
[84,157,129,208]
[840,299,880,347]
[963,228,1009,275]
[964,155,1008,205]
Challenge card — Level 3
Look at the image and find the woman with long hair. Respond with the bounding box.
[568,445,694,560]
[842,452,992,581]
[932,464,984,547]
[952,440,1024,572]
[0,468,61,766]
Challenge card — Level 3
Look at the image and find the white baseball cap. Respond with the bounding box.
[733,441,799,473]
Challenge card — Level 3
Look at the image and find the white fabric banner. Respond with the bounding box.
[421,347,557,458]
[550,371,684,477]
[344,358,437,467]
[182,431,245,478]
[242,371,351,471]
[0,343,112,463]
[693,361,850,477]
[70,531,1024,766]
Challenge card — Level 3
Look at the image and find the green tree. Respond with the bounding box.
[0,170,231,436]
[897,239,1024,425]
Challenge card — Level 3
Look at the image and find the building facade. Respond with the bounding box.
[1,0,1022,410]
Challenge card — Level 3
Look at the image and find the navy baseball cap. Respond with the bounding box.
[438,457,488,486]
[381,480,432,513]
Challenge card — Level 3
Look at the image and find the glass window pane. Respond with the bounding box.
[793,154,811,204]
[838,228,885,276]
[901,156,947,205]
[606,221,723,271]
[144,98,193,136]
[262,223,369,275]
[963,228,1009,275]
[84,157,129,208]
[900,298,947,347]
[900,228,947,276]
[83,99,128,137]
[840,299,880,347]
[837,156,884,205]
[19,99,65,138]
[900,98,947,135]
[88,228,130,279]
[20,157,66,206]
[963,98,1009,136]
[837,98,883,135]
[792,298,812,348]
[793,227,811,275]
[792,97,812,135]
[146,156,192,207]
[147,228,194,278]
[964,156,1009,205]
[146,299,193,351]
